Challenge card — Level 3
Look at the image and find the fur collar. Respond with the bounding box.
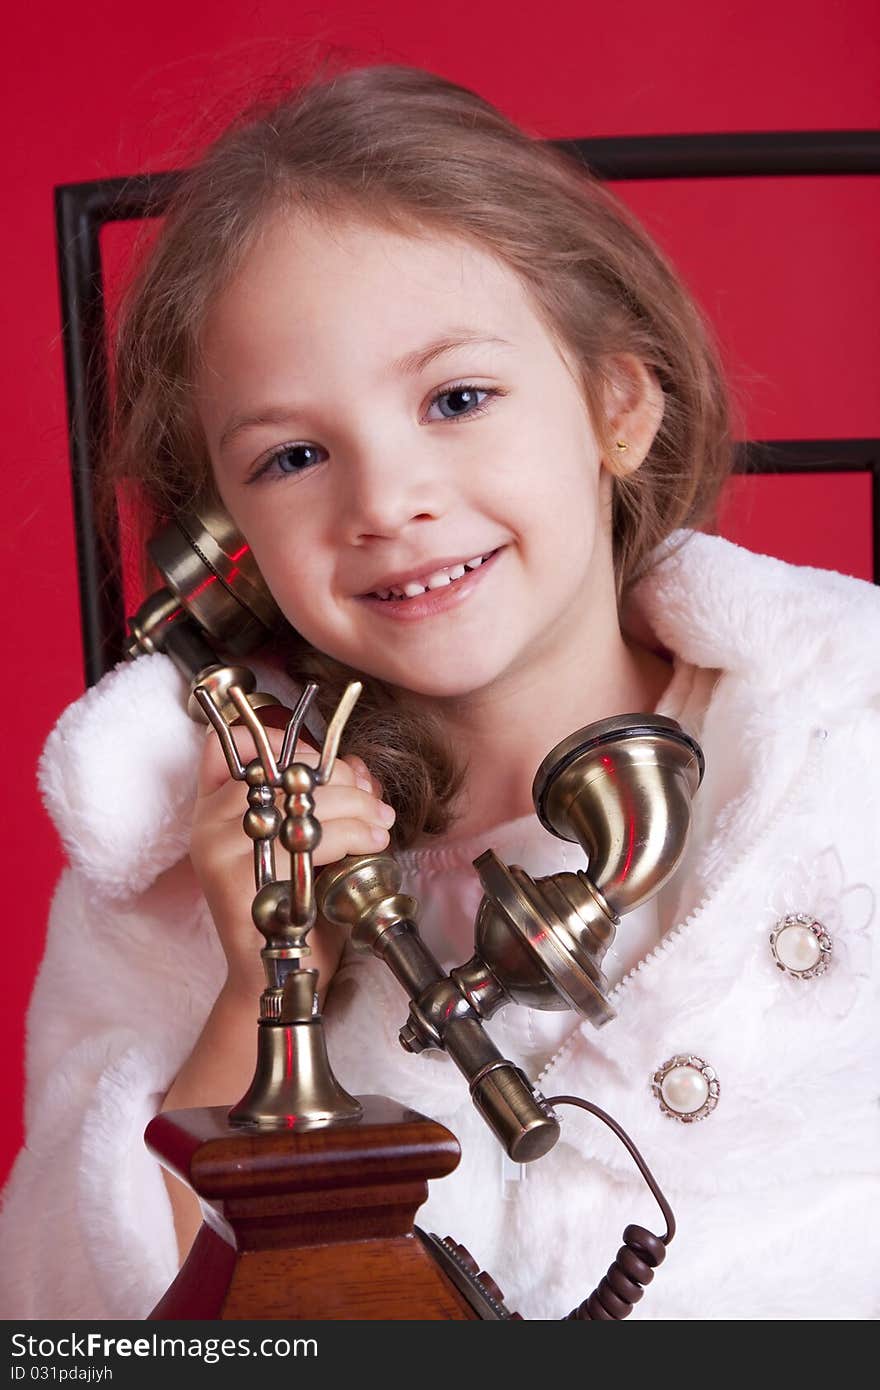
[623,529,879,705]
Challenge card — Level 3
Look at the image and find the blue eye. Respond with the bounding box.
[251,442,327,482]
[426,384,495,421]
[275,443,323,471]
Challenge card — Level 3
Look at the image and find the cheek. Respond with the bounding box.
[259,546,315,597]
[597,465,616,523]
[496,439,602,537]
[210,473,339,637]
[499,397,601,495]
[237,520,325,620]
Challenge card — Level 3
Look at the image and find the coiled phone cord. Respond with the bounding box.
[544,1095,676,1321]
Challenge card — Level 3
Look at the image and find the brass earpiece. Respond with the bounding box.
[146,499,281,654]
[124,501,322,738]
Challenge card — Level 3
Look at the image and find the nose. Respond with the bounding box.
[338,435,450,543]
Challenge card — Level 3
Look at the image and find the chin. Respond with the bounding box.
[315,633,516,701]
[376,661,510,703]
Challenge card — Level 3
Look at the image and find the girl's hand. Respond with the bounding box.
[190,722,395,999]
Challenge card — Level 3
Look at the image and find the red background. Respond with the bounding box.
[2,1,878,1187]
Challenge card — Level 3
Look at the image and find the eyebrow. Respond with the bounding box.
[217,330,514,453]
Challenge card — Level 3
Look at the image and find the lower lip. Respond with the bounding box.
[357,548,504,621]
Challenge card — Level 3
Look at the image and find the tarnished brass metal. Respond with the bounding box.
[149,500,282,653]
[129,585,362,1129]
[187,664,258,725]
[470,1062,559,1164]
[532,714,704,914]
[469,713,704,1028]
[229,970,362,1128]
[126,502,326,745]
[316,854,560,1161]
[125,588,181,658]
[316,712,704,1135]
[127,587,264,725]
[192,677,365,1129]
[469,854,617,1025]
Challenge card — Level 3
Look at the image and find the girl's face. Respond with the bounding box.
[197,212,649,701]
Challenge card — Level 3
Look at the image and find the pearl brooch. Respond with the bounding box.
[762,845,873,1020]
[652,1054,719,1123]
[769,913,832,980]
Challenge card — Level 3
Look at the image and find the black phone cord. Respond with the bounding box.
[545,1094,676,1321]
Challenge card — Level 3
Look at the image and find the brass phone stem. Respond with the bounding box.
[254,838,276,891]
[125,588,184,658]
[153,609,222,682]
[225,682,364,1126]
[128,587,263,730]
[127,586,237,691]
[317,859,560,1162]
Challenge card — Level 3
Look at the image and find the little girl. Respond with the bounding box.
[2,63,878,1321]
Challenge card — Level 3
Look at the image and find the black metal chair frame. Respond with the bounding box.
[54,129,880,688]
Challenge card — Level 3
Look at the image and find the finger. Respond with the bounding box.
[344,753,384,798]
[311,782,396,828]
[194,775,256,825]
[311,816,393,865]
[197,721,362,797]
[280,746,364,791]
[197,721,288,796]
[195,687,379,800]
[197,766,392,836]
[193,796,394,906]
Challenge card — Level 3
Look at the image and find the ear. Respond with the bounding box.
[600,354,664,477]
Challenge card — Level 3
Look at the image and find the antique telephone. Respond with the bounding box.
[132,501,703,1320]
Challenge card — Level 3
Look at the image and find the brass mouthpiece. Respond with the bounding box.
[470,714,704,1026]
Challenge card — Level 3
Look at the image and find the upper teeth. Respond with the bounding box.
[374,554,491,599]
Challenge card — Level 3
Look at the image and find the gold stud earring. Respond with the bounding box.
[614,440,629,453]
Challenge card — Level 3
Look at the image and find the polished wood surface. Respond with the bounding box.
[146,1095,479,1320]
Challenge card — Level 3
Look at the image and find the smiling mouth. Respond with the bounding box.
[367,549,501,601]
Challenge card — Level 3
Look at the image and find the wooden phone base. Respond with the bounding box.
[144,1095,481,1320]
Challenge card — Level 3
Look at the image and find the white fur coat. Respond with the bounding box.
[1,529,878,1320]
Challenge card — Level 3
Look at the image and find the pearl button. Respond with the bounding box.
[652,1054,719,1123]
[660,1065,709,1114]
[769,914,832,979]
[776,923,820,971]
